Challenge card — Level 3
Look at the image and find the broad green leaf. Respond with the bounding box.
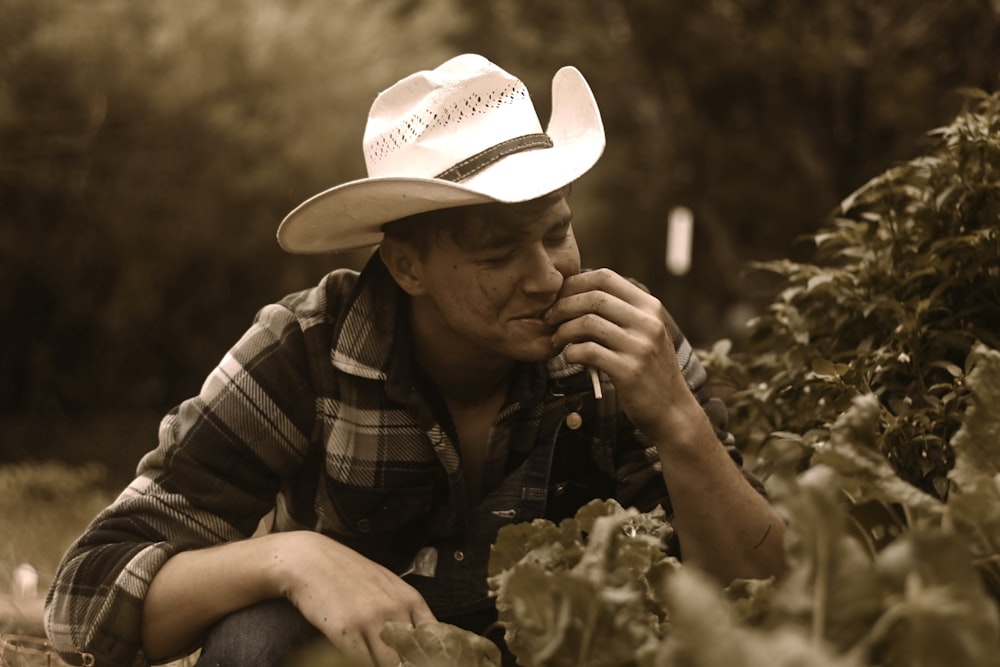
[927,360,963,378]
[813,394,944,519]
[573,497,630,533]
[944,474,1000,596]
[952,86,991,100]
[811,358,841,379]
[856,530,1000,667]
[490,500,674,666]
[948,344,1000,488]
[653,568,865,667]
[381,621,501,667]
[769,465,886,652]
[488,517,582,577]
[806,273,835,291]
[494,563,660,667]
[724,577,776,624]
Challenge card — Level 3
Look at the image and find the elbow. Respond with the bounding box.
[680,517,789,585]
[743,518,789,582]
[43,589,93,662]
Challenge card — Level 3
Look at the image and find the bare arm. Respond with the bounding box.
[142,531,435,666]
[547,269,786,582]
[642,392,786,581]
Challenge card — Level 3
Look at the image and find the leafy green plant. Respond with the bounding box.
[380,350,1000,664]
[706,90,1000,501]
[488,501,675,666]
[700,91,1000,606]
[384,405,1000,666]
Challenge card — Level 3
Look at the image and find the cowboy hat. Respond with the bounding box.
[276,53,606,253]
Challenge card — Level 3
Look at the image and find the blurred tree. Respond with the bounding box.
[3,0,1000,434]
[451,0,1000,344]
[0,0,461,415]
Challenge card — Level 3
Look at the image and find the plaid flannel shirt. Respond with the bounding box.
[44,255,742,666]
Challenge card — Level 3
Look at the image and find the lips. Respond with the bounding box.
[512,304,553,321]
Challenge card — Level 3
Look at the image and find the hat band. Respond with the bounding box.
[435,133,553,182]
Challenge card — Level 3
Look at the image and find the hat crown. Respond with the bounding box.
[277,55,605,254]
[363,54,545,179]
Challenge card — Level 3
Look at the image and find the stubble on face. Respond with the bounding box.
[413,193,581,366]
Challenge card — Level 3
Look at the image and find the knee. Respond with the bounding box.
[195,599,322,667]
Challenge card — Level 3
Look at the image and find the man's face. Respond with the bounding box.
[408,194,581,363]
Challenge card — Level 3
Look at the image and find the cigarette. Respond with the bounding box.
[589,367,602,400]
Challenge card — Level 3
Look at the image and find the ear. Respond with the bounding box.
[379,238,427,296]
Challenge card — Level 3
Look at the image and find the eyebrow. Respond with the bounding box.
[469,227,521,251]
[459,190,572,250]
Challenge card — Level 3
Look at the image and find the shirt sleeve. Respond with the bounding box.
[43,302,317,666]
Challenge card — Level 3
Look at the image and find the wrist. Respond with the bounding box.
[258,531,308,600]
[262,530,340,600]
[645,392,708,448]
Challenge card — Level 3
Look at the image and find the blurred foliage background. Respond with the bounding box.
[3,0,1000,484]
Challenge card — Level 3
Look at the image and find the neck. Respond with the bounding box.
[409,300,512,404]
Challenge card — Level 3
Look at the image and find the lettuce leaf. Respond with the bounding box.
[489,499,675,666]
[381,620,502,667]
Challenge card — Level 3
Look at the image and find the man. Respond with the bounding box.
[45,54,785,667]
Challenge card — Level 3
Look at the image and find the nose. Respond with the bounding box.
[520,243,564,296]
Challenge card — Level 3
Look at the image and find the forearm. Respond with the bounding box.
[141,533,287,661]
[655,399,787,583]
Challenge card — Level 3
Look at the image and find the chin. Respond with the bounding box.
[508,342,559,363]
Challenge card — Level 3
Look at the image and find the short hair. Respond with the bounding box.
[380,187,569,256]
[380,206,473,257]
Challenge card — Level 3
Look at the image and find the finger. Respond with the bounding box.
[556,267,620,296]
[549,281,663,332]
[329,630,376,667]
[560,340,620,371]
[549,294,664,352]
[363,628,404,667]
[410,601,437,626]
[546,289,634,328]
[551,312,631,353]
[558,268,651,303]
[383,576,435,622]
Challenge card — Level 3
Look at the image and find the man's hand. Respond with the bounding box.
[142,531,435,667]
[545,268,697,440]
[275,531,436,666]
[545,268,788,584]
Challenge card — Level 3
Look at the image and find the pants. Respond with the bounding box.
[193,599,322,667]
[191,599,515,667]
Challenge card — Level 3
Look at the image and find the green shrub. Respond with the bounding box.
[706,89,1000,502]
[700,90,1000,604]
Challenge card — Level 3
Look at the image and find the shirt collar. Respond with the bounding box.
[329,253,400,380]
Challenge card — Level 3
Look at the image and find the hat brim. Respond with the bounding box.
[277,66,605,254]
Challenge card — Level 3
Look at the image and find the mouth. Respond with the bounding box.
[512,311,550,326]
[512,304,554,321]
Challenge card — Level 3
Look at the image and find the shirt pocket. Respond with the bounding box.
[545,425,614,523]
[325,480,438,568]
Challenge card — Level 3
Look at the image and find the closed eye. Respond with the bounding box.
[543,219,572,246]
[477,246,517,266]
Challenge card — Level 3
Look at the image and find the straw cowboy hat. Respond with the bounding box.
[276,53,606,254]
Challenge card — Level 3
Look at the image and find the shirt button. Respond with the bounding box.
[565,411,583,430]
[356,518,371,532]
[453,550,465,562]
